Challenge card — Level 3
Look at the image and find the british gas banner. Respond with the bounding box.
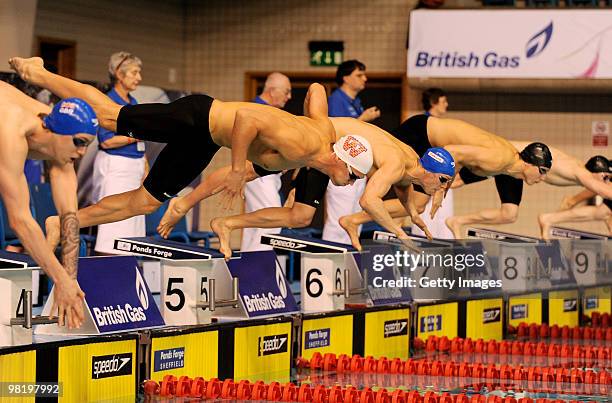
[408,10,612,79]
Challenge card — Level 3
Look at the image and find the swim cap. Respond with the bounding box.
[333,134,374,174]
[420,147,455,177]
[585,155,610,173]
[43,98,98,136]
[519,142,552,169]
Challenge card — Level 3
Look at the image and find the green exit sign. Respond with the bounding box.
[309,41,344,67]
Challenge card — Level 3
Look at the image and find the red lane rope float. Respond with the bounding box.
[413,335,611,363]
[512,321,611,341]
[296,353,610,395]
[144,374,611,401]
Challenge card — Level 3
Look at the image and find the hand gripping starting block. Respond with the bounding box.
[550,227,610,286]
[261,234,366,313]
[114,237,298,324]
[0,251,56,346]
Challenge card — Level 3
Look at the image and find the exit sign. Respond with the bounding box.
[309,41,344,67]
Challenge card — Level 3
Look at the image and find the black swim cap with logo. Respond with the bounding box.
[585,155,610,173]
[519,142,553,169]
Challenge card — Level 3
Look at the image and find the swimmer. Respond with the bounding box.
[448,146,612,238]
[158,117,456,257]
[338,114,551,246]
[0,81,98,328]
[9,57,357,246]
[538,156,612,239]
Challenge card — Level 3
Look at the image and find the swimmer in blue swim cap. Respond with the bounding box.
[0,81,98,330]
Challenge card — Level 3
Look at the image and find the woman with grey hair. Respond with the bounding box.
[92,52,147,254]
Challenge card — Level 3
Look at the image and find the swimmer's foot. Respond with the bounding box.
[157,197,187,238]
[445,216,463,239]
[339,215,362,251]
[211,217,233,260]
[45,215,61,250]
[8,57,45,83]
[538,213,552,241]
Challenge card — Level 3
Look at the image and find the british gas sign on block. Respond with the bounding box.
[408,10,612,79]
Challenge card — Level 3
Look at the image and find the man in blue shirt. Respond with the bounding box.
[242,72,292,252]
[324,60,380,244]
[328,60,380,121]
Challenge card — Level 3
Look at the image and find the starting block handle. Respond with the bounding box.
[195,278,239,311]
[331,269,368,298]
[10,289,58,329]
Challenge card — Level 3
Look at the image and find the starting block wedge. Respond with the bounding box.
[261,234,365,313]
[36,255,165,336]
[115,237,297,324]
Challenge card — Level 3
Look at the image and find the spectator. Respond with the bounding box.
[241,72,292,252]
[92,52,147,254]
[323,60,380,244]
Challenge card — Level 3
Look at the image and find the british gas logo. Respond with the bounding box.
[414,22,553,70]
[525,22,553,58]
[343,136,367,157]
[135,266,149,310]
[427,151,444,164]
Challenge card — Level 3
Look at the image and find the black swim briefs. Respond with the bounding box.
[604,198,611,211]
[116,94,217,202]
[458,168,524,206]
[253,166,329,209]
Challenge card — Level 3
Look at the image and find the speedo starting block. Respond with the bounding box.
[550,226,610,286]
[261,234,366,312]
[114,237,297,324]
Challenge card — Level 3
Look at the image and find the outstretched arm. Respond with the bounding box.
[559,189,596,211]
[359,164,415,243]
[0,117,84,327]
[48,162,80,279]
[303,83,328,119]
[575,169,612,200]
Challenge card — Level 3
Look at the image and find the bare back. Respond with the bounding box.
[511,141,580,186]
[210,100,335,171]
[428,117,518,175]
[0,81,51,116]
[331,117,419,184]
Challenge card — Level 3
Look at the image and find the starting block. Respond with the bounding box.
[467,228,553,292]
[114,237,297,324]
[36,255,164,336]
[0,251,51,346]
[369,231,461,302]
[550,227,610,286]
[261,234,365,313]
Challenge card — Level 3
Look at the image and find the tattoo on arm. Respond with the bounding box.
[60,212,80,279]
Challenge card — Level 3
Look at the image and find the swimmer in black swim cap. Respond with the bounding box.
[518,142,553,184]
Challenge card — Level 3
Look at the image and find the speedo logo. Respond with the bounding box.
[563,298,577,312]
[483,307,501,323]
[268,239,306,250]
[258,334,288,356]
[91,353,132,379]
[384,319,408,338]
